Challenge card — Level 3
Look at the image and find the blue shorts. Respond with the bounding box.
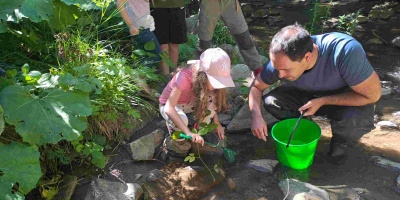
[132,28,162,68]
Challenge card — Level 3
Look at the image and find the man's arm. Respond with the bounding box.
[300,71,381,115]
[249,75,271,141]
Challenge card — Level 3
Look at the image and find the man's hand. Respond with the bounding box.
[299,98,325,116]
[251,116,268,141]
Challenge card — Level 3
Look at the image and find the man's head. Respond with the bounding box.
[269,23,315,81]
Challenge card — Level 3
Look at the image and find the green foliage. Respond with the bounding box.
[0,142,42,198]
[336,10,361,36]
[0,84,92,145]
[184,153,196,163]
[303,1,333,34]
[234,77,250,98]
[71,134,109,168]
[212,20,236,46]
[178,44,196,64]
[0,105,4,135]
[0,0,53,23]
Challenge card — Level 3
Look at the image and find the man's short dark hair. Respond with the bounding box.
[269,23,314,62]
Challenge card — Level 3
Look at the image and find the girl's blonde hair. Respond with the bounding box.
[193,71,228,123]
[171,63,228,123]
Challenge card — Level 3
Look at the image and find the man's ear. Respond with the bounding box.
[304,52,312,63]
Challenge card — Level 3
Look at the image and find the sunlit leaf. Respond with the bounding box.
[0,85,91,145]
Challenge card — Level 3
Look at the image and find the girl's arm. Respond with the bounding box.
[165,87,205,146]
[213,113,225,140]
[116,0,139,35]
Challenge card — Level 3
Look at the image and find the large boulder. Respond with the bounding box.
[392,36,400,48]
[279,179,330,200]
[84,179,142,200]
[125,129,165,161]
[227,104,277,132]
[186,14,199,34]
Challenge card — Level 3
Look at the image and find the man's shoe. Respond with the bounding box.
[325,142,348,165]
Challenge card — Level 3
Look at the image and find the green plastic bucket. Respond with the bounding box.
[271,119,321,169]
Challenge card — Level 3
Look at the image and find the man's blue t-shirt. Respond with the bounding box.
[260,32,374,95]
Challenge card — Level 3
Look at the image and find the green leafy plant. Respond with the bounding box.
[303,0,333,35]
[176,123,219,181]
[213,20,236,46]
[71,134,109,168]
[336,10,361,36]
[233,78,250,97]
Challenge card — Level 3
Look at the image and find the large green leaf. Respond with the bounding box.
[0,0,53,23]
[0,21,7,33]
[0,0,24,21]
[49,0,82,30]
[0,105,4,135]
[61,0,97,10]
[0,142,41,198]
[0,85,92,145]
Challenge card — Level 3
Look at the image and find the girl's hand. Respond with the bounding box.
[188,133,204,146]
[129,25,139,35]
[216,123,225,140]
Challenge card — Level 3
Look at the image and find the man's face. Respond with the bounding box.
[269,52,308,81]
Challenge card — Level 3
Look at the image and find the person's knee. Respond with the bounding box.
[160,44,169,51]
[232,30,254,50]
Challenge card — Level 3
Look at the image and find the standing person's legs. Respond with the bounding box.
[152,8,170,75]
[159,44,170,75]
[197,0,221,54]
[168,7,187,68]
[220,1,261,72]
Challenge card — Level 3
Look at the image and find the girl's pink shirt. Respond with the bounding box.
[159,68,196,105]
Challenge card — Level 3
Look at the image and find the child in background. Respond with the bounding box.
[116,0,162,96]
[159,48,235,157]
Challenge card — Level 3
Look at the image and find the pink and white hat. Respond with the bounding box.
[188,48,235,89]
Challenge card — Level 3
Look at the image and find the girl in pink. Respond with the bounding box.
[159,48,235,148]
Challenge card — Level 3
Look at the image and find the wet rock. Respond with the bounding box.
[367,38,383,45]
[145,169,164,181]
[242,4,253,17]
[323,187,362,200]
[155,120,166,128]
[393,111,400,117]
[84,178,140,200]
[125,129,165,161]
[246,159,279,173]
[368,2,397,19]
[134,174,142,180]
[227,104,277,132]
[252,9,268,18]
[279,179,330,200]
[268,16,283,26]
[245,17,255,24]
[376,121,398,129]
[217,113,232,125]
[356,15,368,23]
[369,156,400,171]
[396,175,400,193]
[293,192,324,200]
[55,175,78,200]
[186,14,199,34]
[218,43,236,58]
[228,64,253,99]
[392,36,400,48]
